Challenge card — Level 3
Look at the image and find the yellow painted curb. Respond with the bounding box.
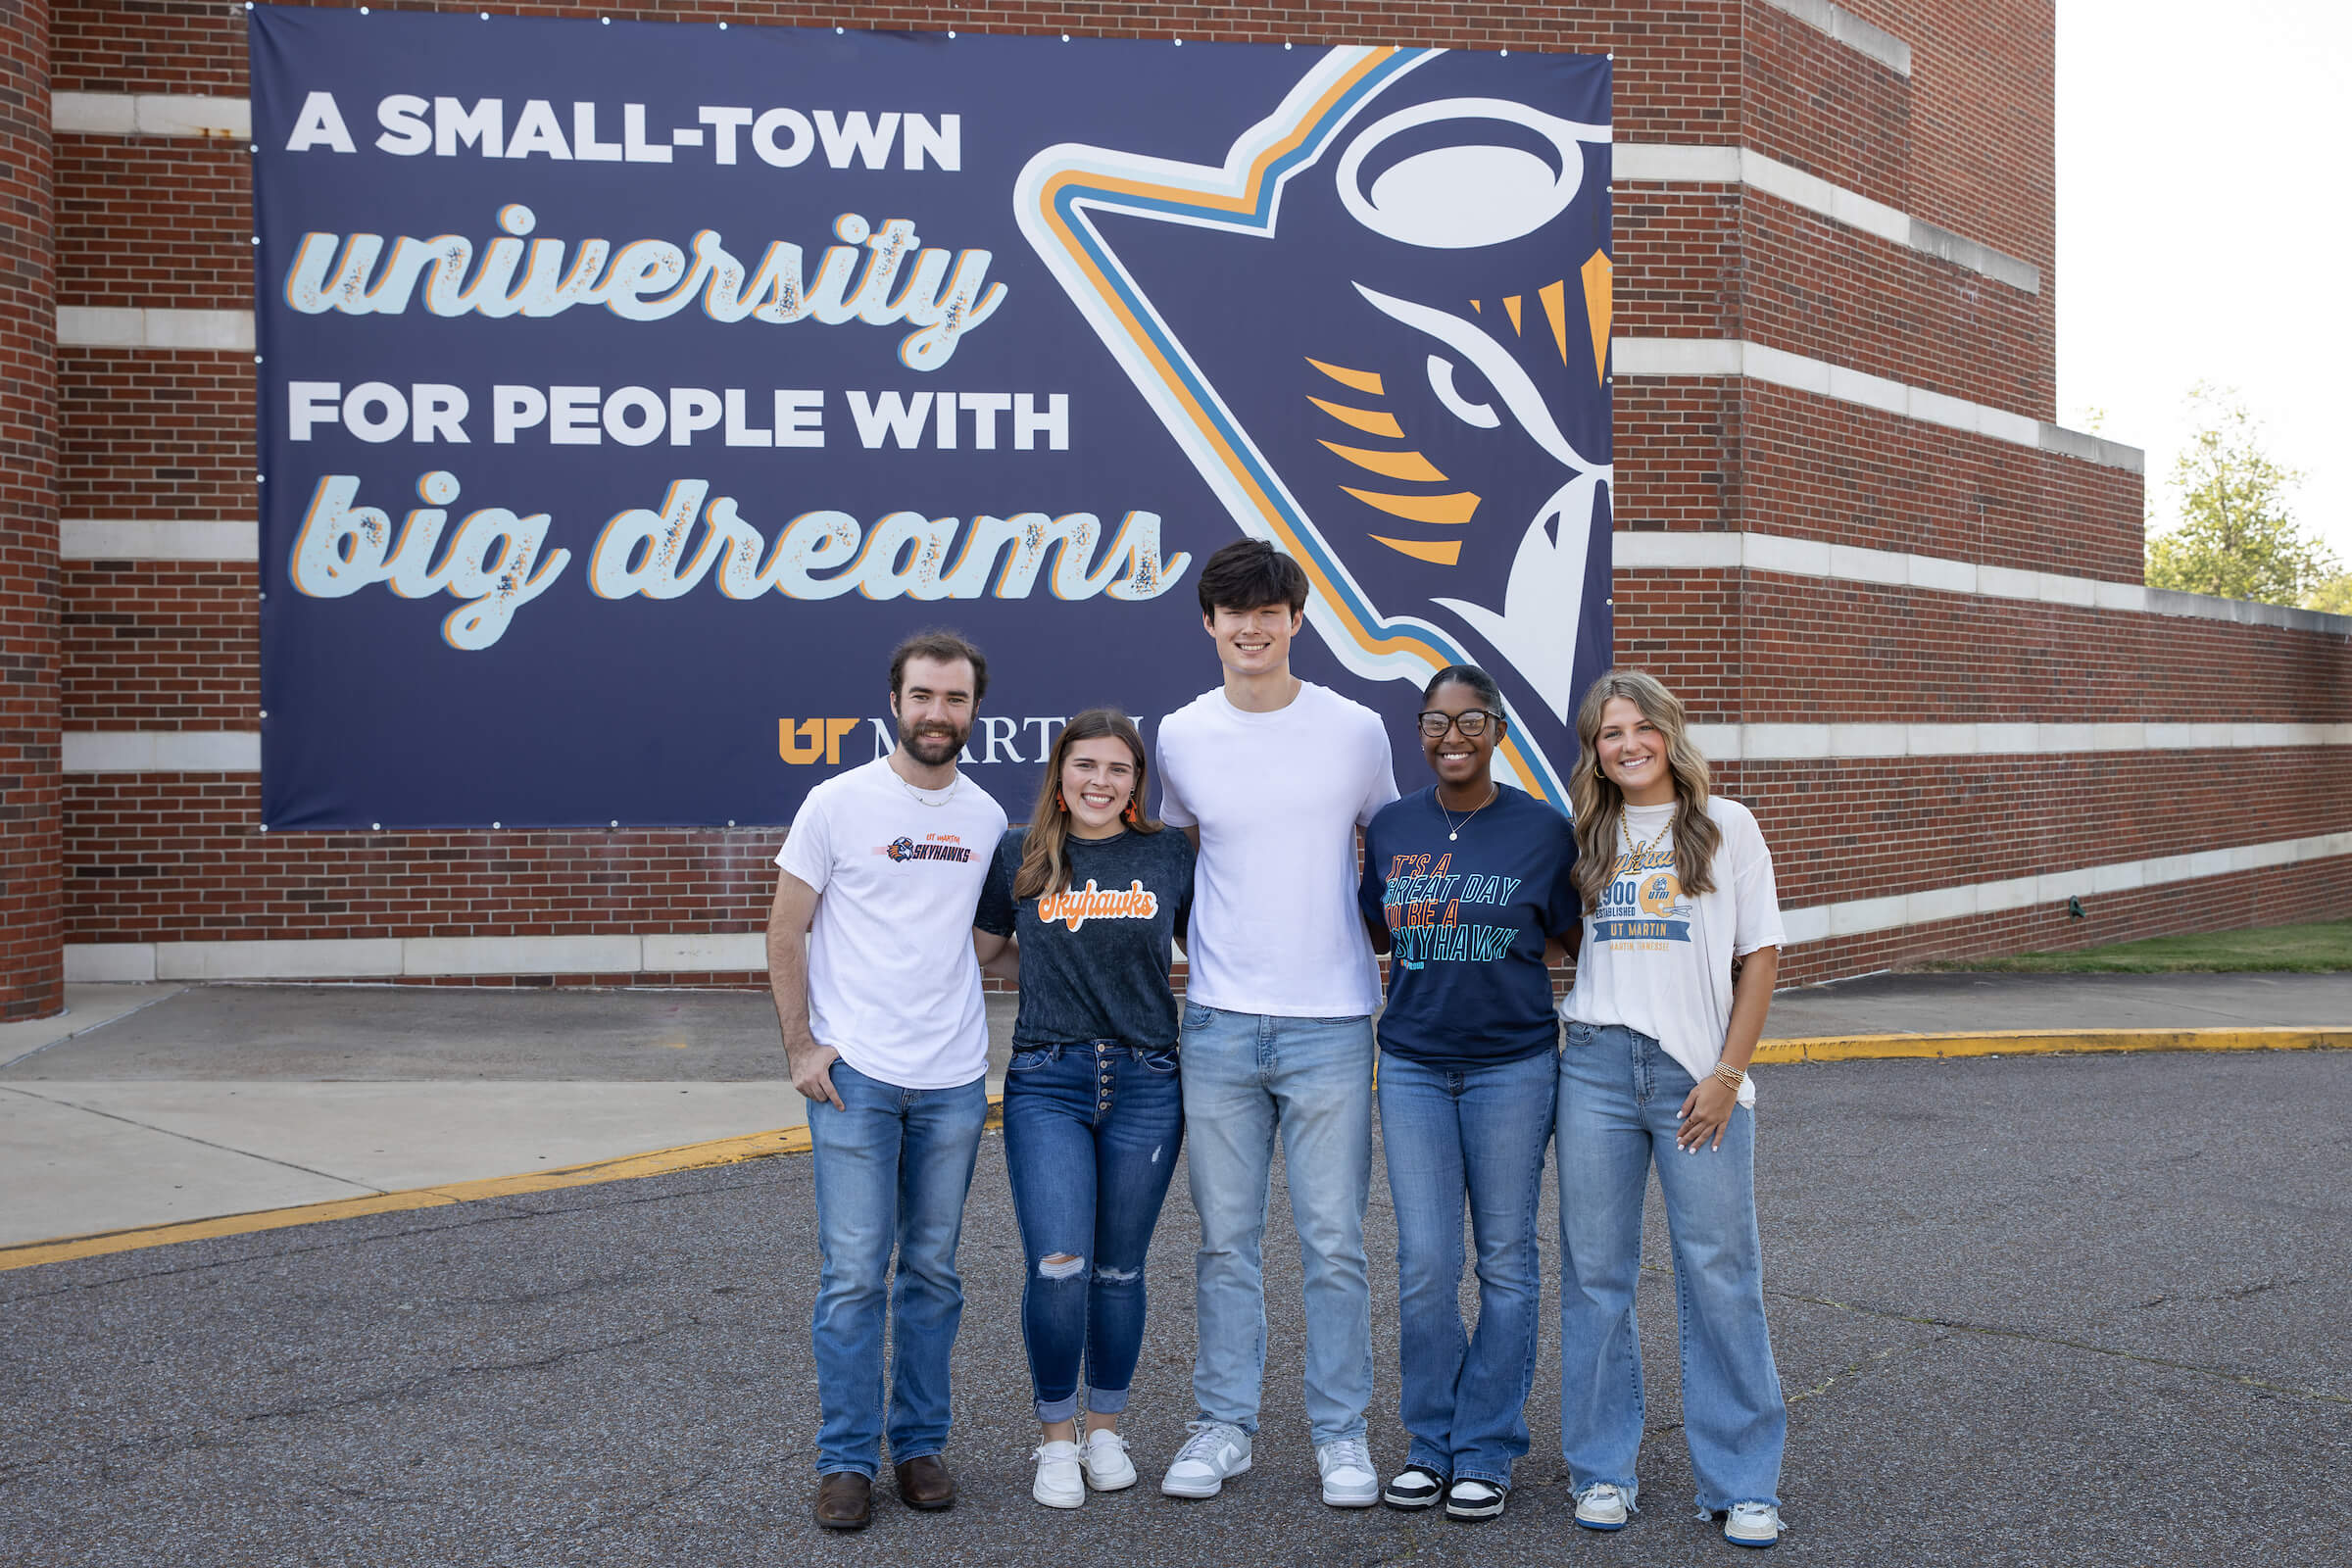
[8,1032,2338,1275]
[1754,1025,2350,1064]
[1,1100,1004,1274]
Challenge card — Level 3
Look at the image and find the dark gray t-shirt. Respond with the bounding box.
[974,826,1196,1051]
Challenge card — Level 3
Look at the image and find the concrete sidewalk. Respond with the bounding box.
[2,971,2344,1252]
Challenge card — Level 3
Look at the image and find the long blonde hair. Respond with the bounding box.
[1013,708,1163,901]
[1569,669,1722,913]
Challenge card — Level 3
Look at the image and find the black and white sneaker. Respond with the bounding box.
[1445,1478,1506,1520]
[1381,1464,1446,1510]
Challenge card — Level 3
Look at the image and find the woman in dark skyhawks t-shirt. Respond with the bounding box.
[971,707,1195,1514]
[1356,665,1581,1524]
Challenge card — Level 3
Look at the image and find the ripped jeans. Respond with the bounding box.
[1002,1041,1185,1423]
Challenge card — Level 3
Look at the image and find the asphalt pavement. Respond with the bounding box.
[5,1044,2350,1567]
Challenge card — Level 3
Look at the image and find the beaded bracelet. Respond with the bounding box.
[1710,1061,1746,1091]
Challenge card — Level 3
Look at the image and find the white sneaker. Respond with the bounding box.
[1445,1478,1505,1520]
[1082,1428,1137,1493]
[1031,1440,1084,1509]
[1574,1482,1633,1531]
[1315,1437,1379,1508]
[1160,1421,1251,1498]
[1382,1463,1446,1510]
[1724,1501,1784,1547]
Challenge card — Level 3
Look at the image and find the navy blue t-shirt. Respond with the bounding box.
[1358,785,1580,1066]
[974,825,1195,1051]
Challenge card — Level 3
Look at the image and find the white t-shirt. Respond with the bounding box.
[1561,796,1785,1106]
[1155,681,1398,1017]
[774,758,1007,1090]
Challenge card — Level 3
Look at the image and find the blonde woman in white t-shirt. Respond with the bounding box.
[1553,669,1789,1550]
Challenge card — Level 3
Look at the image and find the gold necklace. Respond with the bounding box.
[1619,808,1672,870]
[1438,783,1497,842]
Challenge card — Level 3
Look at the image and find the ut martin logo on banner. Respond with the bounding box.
[1016,47,1614,807]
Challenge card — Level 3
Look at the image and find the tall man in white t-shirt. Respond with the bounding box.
[1152,541,1399,1508]
[766,630,1008,1533]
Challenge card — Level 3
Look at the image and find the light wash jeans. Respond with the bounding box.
[1001,1042,1185,1423]
[1555,1021,1787,1512]
[1179,1002,1375,1446]
[805,1059,989,1478]
[1378,1048,1557,1487]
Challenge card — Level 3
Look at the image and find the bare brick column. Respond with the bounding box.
[0,0,62,1020]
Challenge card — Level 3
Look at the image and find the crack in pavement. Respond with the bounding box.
[0,1176,770,1308]
[1634,1261,2352,1407]
[572,1465,718,1535]
[2135,1275,2309,1310]
[238,1318,705,1425]
[0,1084,389,1195]
[1785,1333,1957,1407]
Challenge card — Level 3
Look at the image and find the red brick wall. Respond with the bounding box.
[30,0,2352,984]
[1,0,63,1020]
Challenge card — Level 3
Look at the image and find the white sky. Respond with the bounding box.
[2056,0,2352,563]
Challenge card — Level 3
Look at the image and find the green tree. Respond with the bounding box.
[2144,384,2339,606]
[2305,571,2352,616]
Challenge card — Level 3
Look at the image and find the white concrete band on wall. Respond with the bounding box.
[1690,721,2352,762]
[51,91,250,138]
[65,732,262,773]
[62,520,261,561]
[1615,143,2036,292]
[59,828,2352,979]
[58,715,2350,777]
[1756,0,1913,77]
[1776,830,2352,946]
[1612,336,2142,472]
[56,307,254,352]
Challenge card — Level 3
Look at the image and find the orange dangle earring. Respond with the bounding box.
[1055,790,1067,814]
[1123,796,1140,825]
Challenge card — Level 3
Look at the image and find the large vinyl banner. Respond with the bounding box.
[251,9,1613,827]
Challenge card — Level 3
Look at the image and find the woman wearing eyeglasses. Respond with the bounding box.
[1356,664,1580,1523]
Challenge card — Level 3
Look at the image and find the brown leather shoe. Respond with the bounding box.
[813,1471,872,1531]
[894,1453,956,1510]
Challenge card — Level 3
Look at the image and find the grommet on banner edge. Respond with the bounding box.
[610,820,619,828]
[257,823,269,832]
[492,821,503,830]
[371,822,381,831]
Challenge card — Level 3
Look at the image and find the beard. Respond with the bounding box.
[897,715,969,767]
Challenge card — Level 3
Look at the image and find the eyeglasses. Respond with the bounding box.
[1416,710,1502,739]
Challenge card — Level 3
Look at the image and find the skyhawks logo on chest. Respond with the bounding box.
[1036,879,1159,931]
[883,834,974,862]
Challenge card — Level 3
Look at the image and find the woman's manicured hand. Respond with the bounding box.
[1677,1075,1739,1152]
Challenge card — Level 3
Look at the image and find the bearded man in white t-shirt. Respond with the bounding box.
[1152,541,1400,1509]
[766,630,1008,1534]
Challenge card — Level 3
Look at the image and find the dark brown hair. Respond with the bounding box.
[888,628,988,705]
[1013,708,1163,901]
[1196,538,1308,618]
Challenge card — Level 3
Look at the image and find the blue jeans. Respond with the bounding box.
[1179,1003,1375,1445]
[806,1059,989,1478]
[1378,1048,1557,1488]
[1555,1022,1786,1511]
[1002,1042,1185,1423]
